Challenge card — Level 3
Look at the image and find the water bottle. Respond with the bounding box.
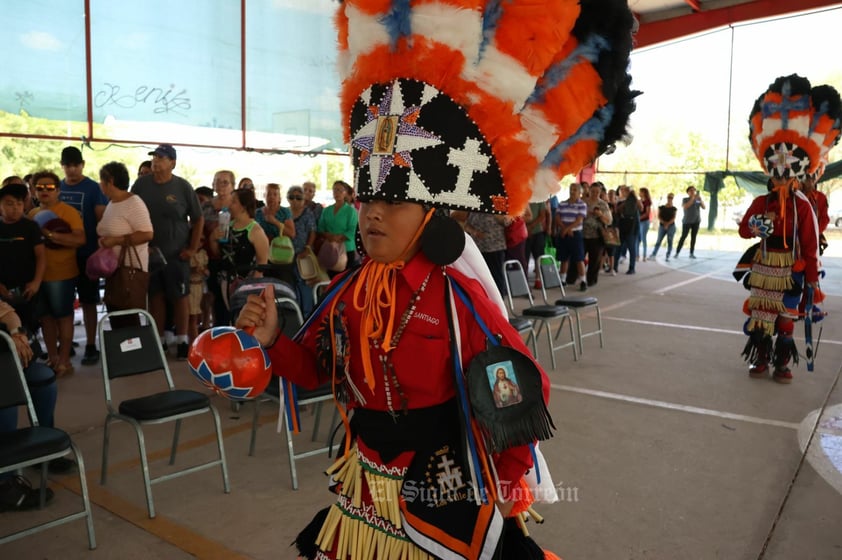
[218,207,231,243]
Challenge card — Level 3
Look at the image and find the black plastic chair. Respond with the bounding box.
[98,309,230,519]
[503,259,577,368]
[0,331,96,548]
[537,254,604,355]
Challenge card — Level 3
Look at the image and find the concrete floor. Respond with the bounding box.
[2,239,842,560]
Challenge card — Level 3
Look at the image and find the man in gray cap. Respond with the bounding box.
[132,144,203,359]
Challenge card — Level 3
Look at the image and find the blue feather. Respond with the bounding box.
[809,99,837,136]
[542,105,614,168]
[479,0,505,59]
[528,34,609,105]
[381,0,413,50]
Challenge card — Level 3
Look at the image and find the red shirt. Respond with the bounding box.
[806,190,830,233]
[739,191,819,283]
[267,253,550,494]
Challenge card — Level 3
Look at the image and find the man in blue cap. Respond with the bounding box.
[132,144,203,359]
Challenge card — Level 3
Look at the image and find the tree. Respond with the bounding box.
[303,154,351,193]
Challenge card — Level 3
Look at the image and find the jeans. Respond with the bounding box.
[616,231,638,272]
[675,222,701,255]
[583,237,604,286]
[639,220,650,257]
[651,223,676,257]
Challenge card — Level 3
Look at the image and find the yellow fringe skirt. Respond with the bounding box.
[745,248,793,336]
[313,442,433,560]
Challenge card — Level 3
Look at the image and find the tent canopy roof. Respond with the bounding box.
[634,0,842,48]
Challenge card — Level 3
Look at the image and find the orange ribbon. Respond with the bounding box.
[770,178,796,249]
[352,208,435,393]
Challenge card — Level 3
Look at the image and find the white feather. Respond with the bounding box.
[756,114,811,146]
[412,3,482,63]
[344,5,390,69]
[530,168,563,203]
[812,130,835,160]
[520,105,560,160]
[465,46,536,111]
[335,50,351,82]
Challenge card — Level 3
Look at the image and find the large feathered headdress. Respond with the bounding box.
[749,74,842,182]
[337,0,639,216]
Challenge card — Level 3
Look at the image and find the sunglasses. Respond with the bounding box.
[35,184,58,191]
[287,195,303,201]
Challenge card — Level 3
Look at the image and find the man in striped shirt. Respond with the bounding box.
[553,182,589,291]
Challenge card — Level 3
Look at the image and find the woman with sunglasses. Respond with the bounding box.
[27,171,85,377]
[286,185,317,315]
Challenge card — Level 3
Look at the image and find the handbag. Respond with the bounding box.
[269,235,295,265]
[103,242,149,310]
[504,216,528,247]
[543,235,556,259]
[86,246,119,280]
[296,248,321,281]
[600,225,621,247]
[317,239,348,272]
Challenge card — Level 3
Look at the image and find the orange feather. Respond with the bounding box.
[492,1,579,76]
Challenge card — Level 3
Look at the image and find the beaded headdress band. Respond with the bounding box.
[337,0,639,216]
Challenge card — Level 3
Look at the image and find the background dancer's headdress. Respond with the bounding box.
[749,74,842,183]
[337,0,639,219]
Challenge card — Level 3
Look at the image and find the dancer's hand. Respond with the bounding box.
[235,284,279,347]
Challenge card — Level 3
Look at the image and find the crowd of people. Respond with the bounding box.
[460,180,709,296]
[0,142,366,511]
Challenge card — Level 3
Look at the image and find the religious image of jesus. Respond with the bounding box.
[492,366,522,408]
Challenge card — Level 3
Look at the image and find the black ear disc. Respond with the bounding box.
[421,213,465,266]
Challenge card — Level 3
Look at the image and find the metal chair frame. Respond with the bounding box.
[503,259,578,368]
[508,315,538,358]
[249,379,340,490]
[312,280,331,307]
[0,331,96,548]
[537,254,605,354]
[245,296,340,490]
[98,309,230,519]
